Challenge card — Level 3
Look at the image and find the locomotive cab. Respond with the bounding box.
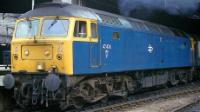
[11,17,72,75]
[11,17,98,75]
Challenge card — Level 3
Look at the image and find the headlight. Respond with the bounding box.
[13,54,18,60]
[24,50,29,56]
[37,62,45,71]
[14,47,18,54]
[44,50,50,57]
[57,54,62,60]
[13,46,19,60]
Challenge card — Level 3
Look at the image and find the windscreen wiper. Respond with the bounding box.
[27,19,34,40]
[48,16,59,30]
[27,19,37,43]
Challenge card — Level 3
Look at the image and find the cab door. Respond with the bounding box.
[89,21,100,68]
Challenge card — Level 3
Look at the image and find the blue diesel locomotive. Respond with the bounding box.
[3,3,200,109]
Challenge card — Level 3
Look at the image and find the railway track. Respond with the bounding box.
[65,82,200,112]
[174,99,200,112]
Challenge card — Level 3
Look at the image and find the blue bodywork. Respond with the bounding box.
[73,23,192,75]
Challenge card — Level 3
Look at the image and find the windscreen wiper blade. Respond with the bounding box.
[48,16,59,30]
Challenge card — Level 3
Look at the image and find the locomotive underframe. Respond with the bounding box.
[9,67,198,109]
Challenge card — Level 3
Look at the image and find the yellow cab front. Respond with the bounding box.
[11,16,73,75]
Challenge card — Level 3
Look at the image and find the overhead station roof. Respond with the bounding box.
[0,13,19,44]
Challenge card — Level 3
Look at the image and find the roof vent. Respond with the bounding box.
[35,2,70,9]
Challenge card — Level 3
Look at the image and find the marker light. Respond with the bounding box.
[24,50,29,56]
[44,50,50,57]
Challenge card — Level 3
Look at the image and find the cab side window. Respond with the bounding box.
[74,21,87,38]
[91,23,97,38]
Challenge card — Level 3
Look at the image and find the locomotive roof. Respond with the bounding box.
[19,2,188,38]
[20,3,148,23]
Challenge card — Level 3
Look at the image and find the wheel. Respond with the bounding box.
[179,74,188,84]
[14,82,33,108]
[169,79,179,86]
[121,81,128,98]
[71,97,85,109]
[124,76,136,94]
[169,74,179,86]
[100,96,108,104]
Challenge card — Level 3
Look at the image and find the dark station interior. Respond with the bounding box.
[0,0,200,35]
